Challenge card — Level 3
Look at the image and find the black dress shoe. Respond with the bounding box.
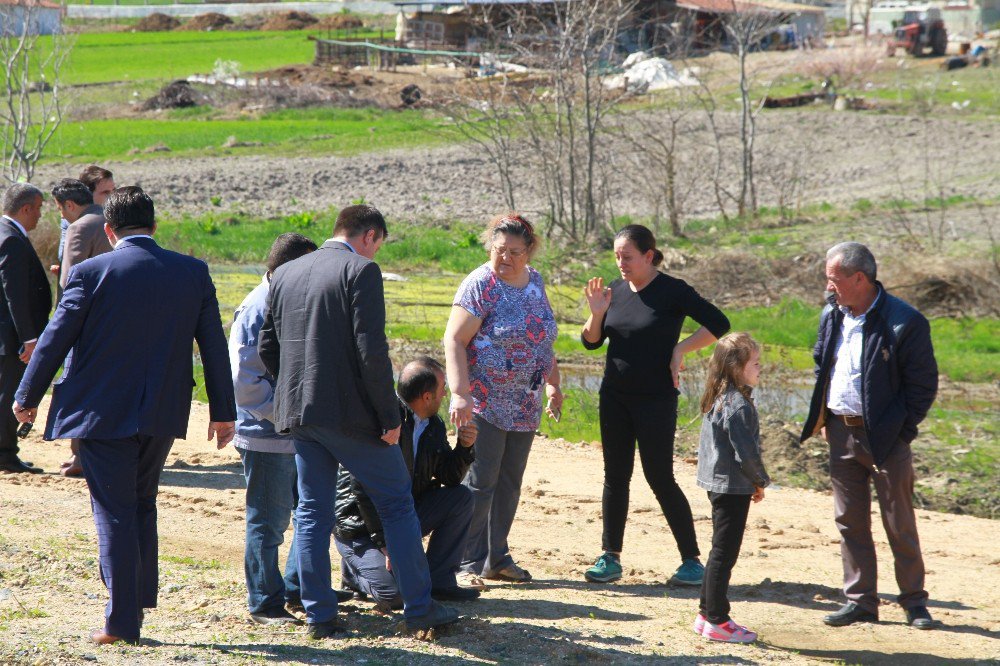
[823,602,878,626]
[0,458,42,474]
[250,606,302,626]
[432,586,481,602]
[307,618,346,639]
[905,606,938,630]
[406,600,459,631]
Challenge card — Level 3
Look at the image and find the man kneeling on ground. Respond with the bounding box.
[334,357,480,608]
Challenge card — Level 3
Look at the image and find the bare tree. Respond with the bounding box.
[720,1,785,219]
[449,0,638,242]
[1,2,72,184]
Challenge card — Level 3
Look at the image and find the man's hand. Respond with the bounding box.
[380,547,392,572]
[18,341,36,364]
[49,264,60,276]
[449,393,473,428]
[752,486,765,503]
[12,402,36,424]
[381,425,401,446]
[208,421,236,449]
[457,421,478,448]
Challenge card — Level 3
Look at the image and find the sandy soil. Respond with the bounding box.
[34,110,1000,227]
[1,397,997,665]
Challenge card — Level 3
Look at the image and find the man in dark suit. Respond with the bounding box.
[259,205,458,638]
[51,178,113,477]
[13,186,236,645]
[0,183,51,474]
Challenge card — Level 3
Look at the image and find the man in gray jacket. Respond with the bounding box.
[259,205,458,638]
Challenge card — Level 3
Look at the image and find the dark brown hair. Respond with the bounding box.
[333,204,388,241]
[51,179,94,207]
[700,332,760,413]
[104,186,154,231]
[266,232,317,274]
[78,165,114,193]
[615,224,664,267]
[481,212,538,256]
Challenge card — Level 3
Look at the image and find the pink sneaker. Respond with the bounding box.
[702,619,757,643]
[692,613,706,635]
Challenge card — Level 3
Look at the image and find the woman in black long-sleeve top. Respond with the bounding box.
[581,225,730,587]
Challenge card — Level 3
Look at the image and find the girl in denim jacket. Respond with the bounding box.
[693,332,770,643]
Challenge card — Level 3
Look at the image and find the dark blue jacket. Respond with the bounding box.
[800,284,938,467]
[15,236,236,440]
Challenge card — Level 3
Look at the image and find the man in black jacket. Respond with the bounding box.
[0,184,51,474]
[259,205,458,637]
[801,242,938,630]
[335,357,479,609]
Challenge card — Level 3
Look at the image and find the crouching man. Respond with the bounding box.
[334,357,480,608]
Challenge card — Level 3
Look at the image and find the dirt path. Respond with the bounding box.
[1,398,997,664]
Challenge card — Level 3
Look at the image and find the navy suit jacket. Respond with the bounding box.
[15,236,236,440]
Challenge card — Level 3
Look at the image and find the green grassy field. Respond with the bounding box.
[48,107,451,162]
[57,30,320,85]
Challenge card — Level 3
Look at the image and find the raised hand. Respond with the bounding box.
[584,277,612,317]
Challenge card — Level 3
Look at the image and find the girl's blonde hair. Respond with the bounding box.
[699,332,761,414]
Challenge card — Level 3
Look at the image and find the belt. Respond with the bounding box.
[834,414,864,427]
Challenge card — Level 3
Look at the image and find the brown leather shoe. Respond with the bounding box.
[90,629,131,645]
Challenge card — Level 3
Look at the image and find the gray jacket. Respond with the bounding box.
[697,388,770,495]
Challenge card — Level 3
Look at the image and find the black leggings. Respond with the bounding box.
[699,491,752,624]
[599,390,699,559]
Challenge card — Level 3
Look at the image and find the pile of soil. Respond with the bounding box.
[141,80,205,111]
[887,260,1000,318]
[316,14,364,30]
[178,13,233,32]
[134,12,180,32]
[760,417,831,491]
[256,65,374,88]
[260,10,318,31]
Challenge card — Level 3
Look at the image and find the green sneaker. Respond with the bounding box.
[670,558,704,586]
[584,553,622,583]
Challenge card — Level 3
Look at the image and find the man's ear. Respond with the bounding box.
[103,222,117,246]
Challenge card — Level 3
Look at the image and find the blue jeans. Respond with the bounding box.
[292,424,432,623]
[337,484,475,608]
[238,448,300,614]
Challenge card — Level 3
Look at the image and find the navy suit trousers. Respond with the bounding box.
[79,435,174,641]
[291,424,432,623]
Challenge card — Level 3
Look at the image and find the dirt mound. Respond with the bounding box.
[680,250,823,309]
[760,417,830,491]
[887,260,1000,318]
[141,80,205,111]
[260,10,318,31]
[255,65,374,88]
[134,12,180,32]
[316,14,364,30]
[178,13,233,32]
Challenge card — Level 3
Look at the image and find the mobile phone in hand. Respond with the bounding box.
[16,421,32,439]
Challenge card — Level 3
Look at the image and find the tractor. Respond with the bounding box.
[887,6,948,57]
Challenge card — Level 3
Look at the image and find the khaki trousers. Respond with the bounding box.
[827,417,928,613]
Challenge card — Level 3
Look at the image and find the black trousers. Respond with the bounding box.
[699,491,752,624]
[599,390,699,559]
[0,354,27,461]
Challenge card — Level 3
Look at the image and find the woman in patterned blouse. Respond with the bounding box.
[444,213,562,588]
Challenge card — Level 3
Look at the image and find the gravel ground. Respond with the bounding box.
[35,110,1000,228]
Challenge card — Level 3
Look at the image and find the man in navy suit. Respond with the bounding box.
[0,183,52,474]
[13,186,236,645]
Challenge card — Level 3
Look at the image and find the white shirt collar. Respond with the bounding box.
[2,215,28,237]
[114,234,154,250]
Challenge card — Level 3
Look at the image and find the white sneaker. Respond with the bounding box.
[456,571,487,591]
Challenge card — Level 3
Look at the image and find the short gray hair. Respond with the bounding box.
[2,183,43,215]
[827,242,877,282]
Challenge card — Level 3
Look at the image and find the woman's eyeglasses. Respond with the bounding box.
[493,245,527,258]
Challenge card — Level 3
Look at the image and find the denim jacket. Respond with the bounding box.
[697,388,770,494]
[228,276,294,454]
